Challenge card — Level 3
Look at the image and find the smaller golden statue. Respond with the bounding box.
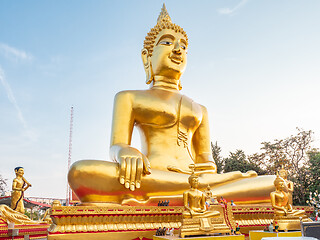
[278,165,294,205]
[11,167,31,214]
[270,173,310,230]
[204,185,217,205]
[182,174,220,219]
[180,172,231,238]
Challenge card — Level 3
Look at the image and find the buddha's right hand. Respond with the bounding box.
[111,144,151,191]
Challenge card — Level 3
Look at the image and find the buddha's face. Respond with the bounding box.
[279,171,287,179]
[190,177,199,189]
[276,181,285,191]
[15,168,24,177]
[150,29,187,80]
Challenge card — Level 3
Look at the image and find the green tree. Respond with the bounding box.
[224,150,267,174]
[307,150,320,194]
[211,142,223,173]
[249,128,314,205]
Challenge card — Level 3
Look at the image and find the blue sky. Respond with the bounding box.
[1,0,319,198]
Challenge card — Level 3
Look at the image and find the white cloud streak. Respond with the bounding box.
[218,0,249,15]
[0,42,33,61]
[0,66,28,130]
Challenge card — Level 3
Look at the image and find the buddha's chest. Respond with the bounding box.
[134,93,202,131]
[276,192,288,206]
[189,191,204,205]
[15,178,24,188]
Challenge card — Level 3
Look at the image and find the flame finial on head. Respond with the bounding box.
[143,4,188,58]
[157,4,172,24]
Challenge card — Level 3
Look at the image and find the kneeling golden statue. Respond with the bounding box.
[68,4,275,206]
[270,173,310,231]
[180,172,231,238]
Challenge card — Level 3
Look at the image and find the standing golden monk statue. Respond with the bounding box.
[68,4,274,205]
[11,167,31,214]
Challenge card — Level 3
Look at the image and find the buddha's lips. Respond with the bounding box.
[169,54,183,64]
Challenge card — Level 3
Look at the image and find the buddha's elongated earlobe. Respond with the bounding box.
[178,79,182,90]
[141,48,154,85]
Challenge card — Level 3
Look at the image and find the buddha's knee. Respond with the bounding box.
[68,160,119,190]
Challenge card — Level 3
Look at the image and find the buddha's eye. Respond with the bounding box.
[159,41,172,45]
[181,45,186,50]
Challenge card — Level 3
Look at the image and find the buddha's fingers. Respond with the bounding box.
[142,155,151,175]
[167,165,191,175]
[136,158,143,189]
[130,158,137,191]
[125,157,131,189]
[119,157,127,185]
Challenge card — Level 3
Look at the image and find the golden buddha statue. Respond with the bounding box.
[180,172,231,237]
[68,4,274,206]
[11,167,31,214]
[270,174,310,230]
[183,173,219,218]
[204,185,217,205]
[270,174,305,217]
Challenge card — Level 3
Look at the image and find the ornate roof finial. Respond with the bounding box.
[157,3,172,24]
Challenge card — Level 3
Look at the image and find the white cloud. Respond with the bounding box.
[0,66,36,141]
[0,42,33,61]
[218,0,249,15]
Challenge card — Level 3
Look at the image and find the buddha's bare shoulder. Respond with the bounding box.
[114,89,155,99]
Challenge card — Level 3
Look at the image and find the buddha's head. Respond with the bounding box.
[188,174,199,189]
[278,165,288,179]
[274,175,285,191]
[142,4,188,89]
[14,167,24,177]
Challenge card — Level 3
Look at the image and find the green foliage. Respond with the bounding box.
[308,150,320,194]
[257,129,313,205]
[211,142,223,173]
[211,128,318,205]
[224,150,267,175]
[210,143,267,175]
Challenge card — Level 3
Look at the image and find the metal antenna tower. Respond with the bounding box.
[66,106,74,206]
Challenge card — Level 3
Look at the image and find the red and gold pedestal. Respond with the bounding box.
[48,203,237,240]
[232,205,313,235]
[48,205,184,240]
[48,204,313,240]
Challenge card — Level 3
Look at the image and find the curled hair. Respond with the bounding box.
[143,4,188,57]
[143,23,188,57]
[14,167,23,172]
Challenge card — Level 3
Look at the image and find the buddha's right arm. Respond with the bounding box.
[109,91,151,191]
[192,105,217,173]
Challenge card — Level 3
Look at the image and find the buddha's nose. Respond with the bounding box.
[172,41,181,54]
